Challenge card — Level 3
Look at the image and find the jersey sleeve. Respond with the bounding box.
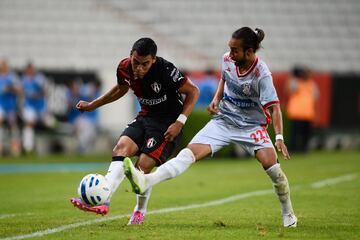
[164,62,187,89]
[116,58,131,86]
[116,64,126,85]
[220,52,231,81]
[259,75,279,108]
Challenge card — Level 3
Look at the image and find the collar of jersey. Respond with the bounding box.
[236,57,258,78]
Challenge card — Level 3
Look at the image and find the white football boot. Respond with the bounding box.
[123,158,148,195]
[283,213,297,227]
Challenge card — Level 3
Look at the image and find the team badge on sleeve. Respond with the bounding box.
[170,67,183,82]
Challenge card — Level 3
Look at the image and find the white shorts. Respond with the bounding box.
[189,118,274,156]
[23,107,45,124]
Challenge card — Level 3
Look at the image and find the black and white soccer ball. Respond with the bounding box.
[77,173,111,206]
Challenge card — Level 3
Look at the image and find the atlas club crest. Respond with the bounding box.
[146,137,157,148]
[151,82,161,93]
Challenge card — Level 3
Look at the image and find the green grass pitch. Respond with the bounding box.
[0,150,359,239]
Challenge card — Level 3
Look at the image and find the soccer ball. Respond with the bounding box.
[77,173,111,206]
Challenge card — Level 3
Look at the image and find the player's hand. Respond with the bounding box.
[208,100,219,115]
[76,100,96,112]
[275,140,290,160]
[164,121,183,142]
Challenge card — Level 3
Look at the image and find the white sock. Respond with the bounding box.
[134,187,152,214]
[105,161,125,200]
[23,126,35,152]
[266,163,294,215]
[146,148,195,187]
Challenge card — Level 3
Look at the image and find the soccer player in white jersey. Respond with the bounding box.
[124,27,297,227]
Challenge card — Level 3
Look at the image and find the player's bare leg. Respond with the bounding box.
[256,147,297,227]
[10,123,21,156]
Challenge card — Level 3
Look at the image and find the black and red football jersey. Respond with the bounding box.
[116,56,187,120]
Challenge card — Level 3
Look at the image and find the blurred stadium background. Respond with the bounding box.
[0,0,359,155]
[1,1,360,239]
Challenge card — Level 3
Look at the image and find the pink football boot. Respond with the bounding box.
[70,198,109,215]
[128,211,145,225]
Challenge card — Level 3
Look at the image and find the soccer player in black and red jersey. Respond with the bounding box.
[70,38,200,224]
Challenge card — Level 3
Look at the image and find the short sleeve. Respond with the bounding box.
[116,64,126,85]
[165,62,187,89]
[116,58,131,86]
[259,75,279,107]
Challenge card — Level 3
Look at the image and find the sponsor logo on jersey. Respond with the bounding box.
[124,78,130,85]
[254,68,261,78]
[146,137,156,148]
[151,82,161,93]
[224,55,232,62]
[223,93,257,108]
[138,94,167,106]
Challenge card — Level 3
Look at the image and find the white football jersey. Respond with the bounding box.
[214,52,279,128]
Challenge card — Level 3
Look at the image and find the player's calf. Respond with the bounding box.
[265,163,297,227]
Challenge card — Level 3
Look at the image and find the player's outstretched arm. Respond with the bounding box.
[270,104,290,160]
[76,84,129,112]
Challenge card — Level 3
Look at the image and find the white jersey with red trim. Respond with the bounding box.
[214,52,279,128]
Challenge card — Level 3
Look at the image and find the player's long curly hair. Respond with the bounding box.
[232,27,265,52]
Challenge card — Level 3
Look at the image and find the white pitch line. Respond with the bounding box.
[0,213,33,220]
[1,173,358,240]
[0,214,17,220]
[310,173,358,188]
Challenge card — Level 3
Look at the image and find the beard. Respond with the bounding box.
[235,59,246,68]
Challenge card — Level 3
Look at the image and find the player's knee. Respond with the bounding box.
[262,160,276,170]
[135,161,154,174]
[112,142,133,156]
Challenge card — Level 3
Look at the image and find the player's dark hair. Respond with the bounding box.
[131,38,157,57]
[232,27,265,52]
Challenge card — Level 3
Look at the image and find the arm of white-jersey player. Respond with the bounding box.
[208,78,225,114]
[259,75,279,106]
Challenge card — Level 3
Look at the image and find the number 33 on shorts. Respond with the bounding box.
[250,127,270,143]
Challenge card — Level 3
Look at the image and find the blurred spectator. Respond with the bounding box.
[193,69,218,109]
[286,66,319,152]
[0,59,22,156]
[21,62,53,154]
[66,79,100,154]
